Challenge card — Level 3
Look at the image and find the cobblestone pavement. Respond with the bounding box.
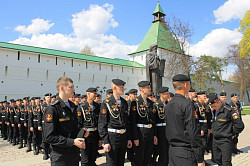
[1,115,250,166]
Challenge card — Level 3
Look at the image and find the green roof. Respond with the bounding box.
[153,2,165,15]
[0,42,145,68]
[129,21,181,55]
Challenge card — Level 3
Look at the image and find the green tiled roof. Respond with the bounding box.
[0,42,145,68]
[129,21,181,55]
[153,2,165,15]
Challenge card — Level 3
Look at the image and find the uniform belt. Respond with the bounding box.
[83,127,97,131]
[14,116,17,117]
[42,120,44,123]
[137,124,152,128]
[33,119,38,122]
[108,128,126,134]
[20,118,25,121]
[156,123,166,127]
[199,120,207,123]
[2,116,5,117]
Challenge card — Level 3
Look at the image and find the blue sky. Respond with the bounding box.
[0,0,249,78]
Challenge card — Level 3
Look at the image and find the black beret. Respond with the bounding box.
[197,91,206,95]
[86,88,97,92]
[9,99,15,102]
[207,93,218,99]
[208,94,218,105]
[172,74,190,82]
[169,92,174,97]
[189,88,196,92]
[138,81,151,87]
[112,79,126,85]
[81,94,87,98]
[230,93,237,98]
[3,100,7,103]
[158,87,169,94]
[36,97,41,100]
[128,89,138,94]
[74,93,81,97]
[220,92,227,96]
[45,93,52,97]
[23,97,29,100]
[16,99,22,102]
[30,97,35,100]
[106,89,113,94]
[125,92,129,96]
[51,95,57,98]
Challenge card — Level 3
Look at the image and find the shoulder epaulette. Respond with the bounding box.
[51,100,59,106]
[156,102,159,105]
[105,99,109,102]
[136,98,139,101]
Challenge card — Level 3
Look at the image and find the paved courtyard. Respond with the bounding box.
[1,115,250,166]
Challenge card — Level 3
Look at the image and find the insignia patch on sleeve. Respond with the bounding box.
[194,110,198,119]
[152,109,156,113]
[232,113,239,119]
[77,111,81,116]
[29,110,32,113]
[132,106,136,111]
[101,108,107,114]
[46,114,52,122]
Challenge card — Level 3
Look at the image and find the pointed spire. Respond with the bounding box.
[153,1,165,16]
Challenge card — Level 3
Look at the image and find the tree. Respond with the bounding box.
[239,10,250,57]
[80,45,95,56]
[227,44,250,104]
[191,55,228,92]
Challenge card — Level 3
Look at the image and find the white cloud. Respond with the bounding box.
[72,3,118,38]
[14,18,54,36]
[189,28,242,57]
[214,0,250,24]
[11,4,136,60]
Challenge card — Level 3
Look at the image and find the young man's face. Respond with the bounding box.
[211,100,222,111]
[129,93,137,100]
[115,85,125,96]
[220,96,227,103]
[161,91,169,101]
[81,97,87,103]
[62,82,75,98]
[106,93,113,98]
[141,85,151,95]
[45,96,51,103]
[189,92,196,99]
[231,96,238,103]
[87,92,97,101]
[198,94,206,102]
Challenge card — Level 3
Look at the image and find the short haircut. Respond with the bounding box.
[173,81,186,90]
[56,77,73,91]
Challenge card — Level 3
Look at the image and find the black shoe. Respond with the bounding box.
[26,143,32,153]
[3,137,7,140]
[237,149,243,153]
[43,154,49,160]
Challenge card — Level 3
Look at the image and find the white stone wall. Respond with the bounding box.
[0,48,146,100]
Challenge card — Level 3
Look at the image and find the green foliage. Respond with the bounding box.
[239,10,250,57]
[192,55,228,91]
[80,45,95,56]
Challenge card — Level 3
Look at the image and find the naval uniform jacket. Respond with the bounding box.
[229,101,242,120]
[10,106,19,125]
[98,95,129,145]
[165,93,204,163]
[194,101,208,133]
[212,105,244,140]
[129,95,156,141]
[43,97,80,154]
[77,101,100,139]
[28,105,41,128]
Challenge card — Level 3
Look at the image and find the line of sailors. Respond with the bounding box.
[0,78,245,166]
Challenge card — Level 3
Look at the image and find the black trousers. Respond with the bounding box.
[135,127,154,166]
[232,135,239,152]
[156,126,169,166]
[81,131,99,166]
[169,146,197,166]
[106,132,127,166]
[7,124,13,141]
[1,121,7,138]
[51,150,80,166]
[19,121,27,141]
[213,138,232,166]
[13,120,19,142]
[32,122,42,145]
